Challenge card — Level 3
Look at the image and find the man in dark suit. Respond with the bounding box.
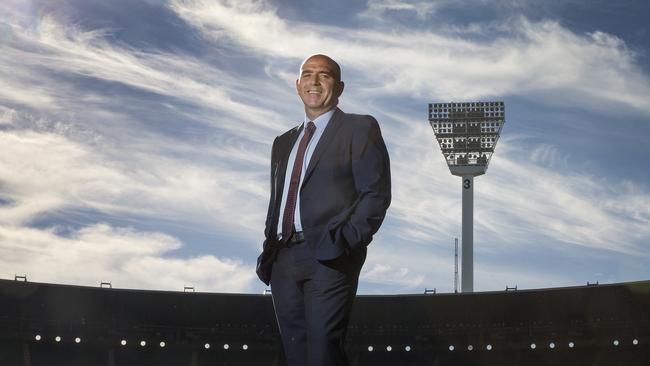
[256,54,391,366]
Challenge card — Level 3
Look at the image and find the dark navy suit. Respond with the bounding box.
[257,108,391,366]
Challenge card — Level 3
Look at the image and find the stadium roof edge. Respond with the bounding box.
[1,278,649,298]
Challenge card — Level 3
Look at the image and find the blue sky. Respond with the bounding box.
[1,0,649,294]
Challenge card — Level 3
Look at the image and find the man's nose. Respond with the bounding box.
[311,74,320,85]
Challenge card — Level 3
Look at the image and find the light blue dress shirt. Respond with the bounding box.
[276,108,335,237]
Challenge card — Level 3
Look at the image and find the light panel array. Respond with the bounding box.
[428,101,505,170]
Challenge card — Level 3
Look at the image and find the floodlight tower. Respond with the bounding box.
[428,101,505,292]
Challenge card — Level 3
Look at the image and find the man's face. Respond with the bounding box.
[296,56,344,120]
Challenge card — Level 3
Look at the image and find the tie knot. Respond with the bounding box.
[306,121,316,134]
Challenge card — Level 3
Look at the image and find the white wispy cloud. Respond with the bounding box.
[0,117,268,243]
[170,0,650,113]
[1,15,289,141]
[363,262,426,289]
[0,223,255,292]
[358,0,439,20]
[529,143,569,169]
[0,119,261,291]
[0,105,17,126]
[0,13,289,239]
[482,155,648,254]
[0,11,282,291]
[384,125,650,255]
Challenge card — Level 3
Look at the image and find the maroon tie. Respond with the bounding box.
[282,122,316,242]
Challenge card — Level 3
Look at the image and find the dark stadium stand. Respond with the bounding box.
[1,278,648,365]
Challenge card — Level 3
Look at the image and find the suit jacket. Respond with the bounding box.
[256,108,391,285]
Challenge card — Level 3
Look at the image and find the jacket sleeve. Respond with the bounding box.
[263,136,279,240]
[335,116,391,252]
[257,136,280,286]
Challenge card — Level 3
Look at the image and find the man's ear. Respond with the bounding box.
[337,81,345,97]
[296,78,300,94]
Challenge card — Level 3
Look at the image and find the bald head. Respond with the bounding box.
[299,54,341,82]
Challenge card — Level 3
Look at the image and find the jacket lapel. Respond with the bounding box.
[271,125,302,234]
[302,108,344,188]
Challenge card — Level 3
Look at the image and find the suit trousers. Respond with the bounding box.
[270,241,364,366]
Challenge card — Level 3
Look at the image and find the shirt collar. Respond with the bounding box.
[304,108,336,132]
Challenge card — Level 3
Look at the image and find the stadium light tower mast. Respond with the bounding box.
[428,101,505,293]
